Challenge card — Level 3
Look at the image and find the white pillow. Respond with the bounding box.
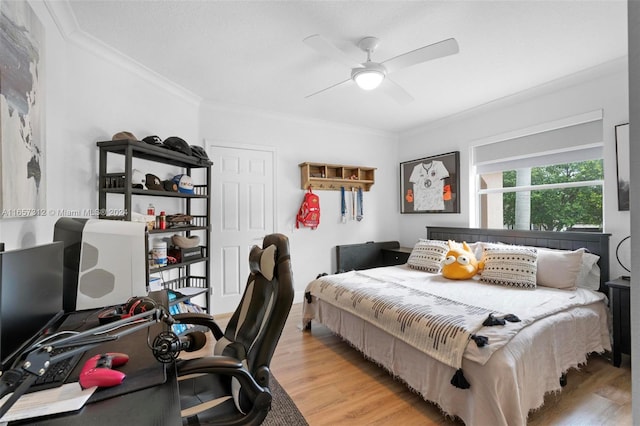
[473,241,508,259]
[577,251,601,290]
[407,239,448,273]
[536,248,584,290]
[480,245,538,289]
[532,247,600,290]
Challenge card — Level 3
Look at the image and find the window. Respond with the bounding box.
[478,160,603,231]
[472,110,604,231]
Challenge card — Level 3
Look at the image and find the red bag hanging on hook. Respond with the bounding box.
[296,187,320,229]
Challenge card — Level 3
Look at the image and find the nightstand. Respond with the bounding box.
[606,277,631,367]
[381,247,412,266]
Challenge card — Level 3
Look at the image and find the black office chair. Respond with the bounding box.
[174,233,294,426]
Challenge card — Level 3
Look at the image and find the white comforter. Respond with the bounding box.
[303,265,611,426]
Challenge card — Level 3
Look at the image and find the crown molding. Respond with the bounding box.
[201,98,398,140]
[401,56,628,139]
[44,0,202,108]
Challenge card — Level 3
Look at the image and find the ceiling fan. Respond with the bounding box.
[303,34,459,104]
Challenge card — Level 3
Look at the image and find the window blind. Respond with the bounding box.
[473,112,603,174]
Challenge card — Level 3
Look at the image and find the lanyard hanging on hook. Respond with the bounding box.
[351,187,356,221]
[341,186,347,223]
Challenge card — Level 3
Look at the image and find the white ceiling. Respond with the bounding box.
[64,0,627,134]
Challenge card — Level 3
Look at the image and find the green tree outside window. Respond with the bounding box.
[503,160,603,231]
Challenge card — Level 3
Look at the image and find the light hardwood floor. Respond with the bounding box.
[262,303,631,426]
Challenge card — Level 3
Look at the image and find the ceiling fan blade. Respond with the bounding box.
[305,78,353,99]
[304,34,362,69]
[382,38,459,74]
[379,78,414,105]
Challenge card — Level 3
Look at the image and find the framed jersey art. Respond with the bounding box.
[400,151,460,213]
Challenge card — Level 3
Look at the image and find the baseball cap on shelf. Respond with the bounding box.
[163,136,192,157]
[112,131,138,141]
[142,135,163,145]
[145,173,164,191]
[131,169,145,189]
[163,179,178,192]
[172,174,194,194]
[172,234,200,249]
[190,145,211,163]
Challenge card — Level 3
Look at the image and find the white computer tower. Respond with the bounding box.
[54,218,148,311]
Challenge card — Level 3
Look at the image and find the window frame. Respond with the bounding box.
[474,162,604,230]
[469,110,605,229]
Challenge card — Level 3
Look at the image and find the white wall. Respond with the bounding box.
[0,1,200,250]
[199,103,399,299]
[398,58,630,279]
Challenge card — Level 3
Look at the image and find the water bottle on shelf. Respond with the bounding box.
[159,211,167,230]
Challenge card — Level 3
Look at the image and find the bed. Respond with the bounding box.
[302,227,611,426]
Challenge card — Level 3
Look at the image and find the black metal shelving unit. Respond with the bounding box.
[97,139,212,312]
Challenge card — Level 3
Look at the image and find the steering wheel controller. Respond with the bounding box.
[79,352,129,389]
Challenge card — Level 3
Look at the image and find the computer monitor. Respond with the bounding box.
[0,242,64,370]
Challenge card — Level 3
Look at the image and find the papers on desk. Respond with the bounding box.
[0,382,96,423]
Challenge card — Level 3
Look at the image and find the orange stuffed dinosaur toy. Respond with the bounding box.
[441,240,484,280]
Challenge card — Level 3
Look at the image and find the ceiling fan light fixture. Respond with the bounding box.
[351,63,386,91]
[305,34,459,102]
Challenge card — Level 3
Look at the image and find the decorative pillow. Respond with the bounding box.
[480,245,538,289]
[442,240,481,280]
[249,244,276,281]
[407,239,448,273]
[535,247,584,290]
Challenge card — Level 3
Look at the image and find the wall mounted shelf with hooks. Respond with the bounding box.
[299,162,376,191]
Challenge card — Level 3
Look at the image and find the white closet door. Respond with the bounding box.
[208,144,275,315]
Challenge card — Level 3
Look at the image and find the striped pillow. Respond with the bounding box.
[407,239,448,273]
[480,245,538,289]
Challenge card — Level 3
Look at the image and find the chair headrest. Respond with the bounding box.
[249,244,276,281]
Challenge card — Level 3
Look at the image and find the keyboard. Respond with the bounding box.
[26,347,85,393]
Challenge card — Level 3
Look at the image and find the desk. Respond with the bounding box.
[21,368,180,425]
[13,291,182,425]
